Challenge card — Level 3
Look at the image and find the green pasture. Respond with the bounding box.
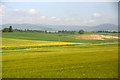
[2,32,118,44]
[2,32,118,78]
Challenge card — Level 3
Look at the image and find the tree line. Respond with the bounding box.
[3,26,119,34]
[2,26,85,34]
[96,30,119,33]
[2,26,13,32]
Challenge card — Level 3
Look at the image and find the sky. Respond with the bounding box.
[0,2,118,26]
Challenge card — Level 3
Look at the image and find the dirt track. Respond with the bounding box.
[76,35,119,40]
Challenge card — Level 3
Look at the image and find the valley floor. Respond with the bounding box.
[1,32,119,78]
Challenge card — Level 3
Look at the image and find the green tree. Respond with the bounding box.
[2,28,10,32]
[78,30,84,34]
[9,26,13,32]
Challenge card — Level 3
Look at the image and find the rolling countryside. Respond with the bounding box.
[1,32,118,78]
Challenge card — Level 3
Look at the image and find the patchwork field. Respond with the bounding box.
[1,32,119,78]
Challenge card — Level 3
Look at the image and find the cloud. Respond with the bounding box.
[13,8,37,14]
[92,13,101,17]
[0,5,5,12]
[13,9,20,12]
[78,19,95,25]
[0,5,5,17]
[87,20,95,23]
[40,16,46,20]
[64,18,74,21]
[28,9,37,14]
[50,17,60,21]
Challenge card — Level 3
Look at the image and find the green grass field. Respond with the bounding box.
[1,32,118,78]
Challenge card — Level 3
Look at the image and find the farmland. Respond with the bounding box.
[1,32,118,78]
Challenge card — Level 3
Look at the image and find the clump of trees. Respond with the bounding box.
[78,30,85,34]
[58,30,76,34]
[97,30,118,33]
[2,26,13,32]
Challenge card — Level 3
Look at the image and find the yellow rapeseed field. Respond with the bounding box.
[1,38,85,48]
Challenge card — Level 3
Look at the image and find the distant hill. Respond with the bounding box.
[45,25,89,31]
[1,23,118,32]
[89,24,118,31]
[1,24,53,31]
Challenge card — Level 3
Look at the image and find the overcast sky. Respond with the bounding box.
[0,2,118,26]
